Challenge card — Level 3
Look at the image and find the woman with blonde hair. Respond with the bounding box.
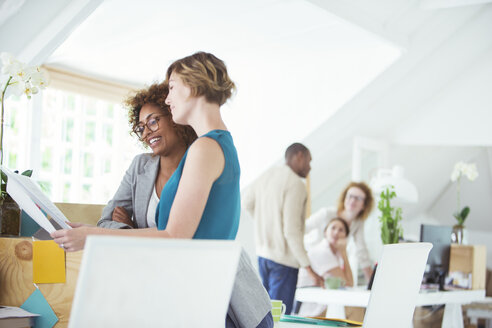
[52,52,273,327]
[305,181,374,280]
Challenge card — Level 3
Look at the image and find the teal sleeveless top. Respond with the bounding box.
[155,130,240,240]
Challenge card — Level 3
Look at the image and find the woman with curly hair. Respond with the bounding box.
[53,52,240,246]
[52,52,273,327]
[97,82,197,229]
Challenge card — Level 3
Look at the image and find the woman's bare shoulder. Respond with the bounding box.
[188,137,222,158]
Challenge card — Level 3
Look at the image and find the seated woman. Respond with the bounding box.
[297,217,353,317]
[305,181,374,280]
[51,52,272,328]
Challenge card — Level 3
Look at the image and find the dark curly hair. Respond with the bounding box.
[125,82,197,147]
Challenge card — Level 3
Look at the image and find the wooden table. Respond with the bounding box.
[0,237,83,327]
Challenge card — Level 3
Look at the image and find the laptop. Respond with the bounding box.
[68,236,241,328]
[362,242,432,328]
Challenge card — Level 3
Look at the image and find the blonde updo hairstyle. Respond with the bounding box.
[165,51,236,106]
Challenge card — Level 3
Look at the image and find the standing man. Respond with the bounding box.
[243,143,324,314]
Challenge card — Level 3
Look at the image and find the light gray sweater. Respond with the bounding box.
[243,165,310,268]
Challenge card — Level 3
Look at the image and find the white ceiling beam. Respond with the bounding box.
[304,0,411,48]
[420,0,492,9]
[0,0,102,65]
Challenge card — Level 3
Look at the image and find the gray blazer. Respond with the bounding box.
[97,153,159,229]
[229,250,272,327]
[97,153,272,327]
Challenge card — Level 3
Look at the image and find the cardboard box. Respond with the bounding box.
[449,245,486,290]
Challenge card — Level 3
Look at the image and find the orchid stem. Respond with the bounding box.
[456,175,461,215]
[1,76,12,167]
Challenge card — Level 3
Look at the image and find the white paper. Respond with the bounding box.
[0,306,40,318]
[7,178,56,233]
[1,165,71,233]
[12,172,71,229]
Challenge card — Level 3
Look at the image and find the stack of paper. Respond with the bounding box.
[0,306,39,327]
[1,166,71,234]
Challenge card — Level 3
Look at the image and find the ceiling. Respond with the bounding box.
[2,0,492,254]
[43,0,400,186]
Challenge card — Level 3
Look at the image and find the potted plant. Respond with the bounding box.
[0,170,32,235]
[378,186,403,244]
[450,161,478,244]
[0,52,48,236]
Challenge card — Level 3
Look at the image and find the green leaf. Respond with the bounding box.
[21,169,33,177]
[460,206,470,221]
[1,169,7,183]
[378,185,404,244]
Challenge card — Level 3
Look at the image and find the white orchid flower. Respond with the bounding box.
[6,79,26,97]
[0,52,14,64]
[23,83,38,98]
[451,161,465,181]
[1,52,50,181]
[450,169,460,182]
[450,161,478,226]
[1,56,26,78]
[29,68,48,89]
[450,161,478,182]
[0,52,15,69]
[464,163,478,181]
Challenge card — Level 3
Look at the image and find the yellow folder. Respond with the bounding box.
[33,240,66,283]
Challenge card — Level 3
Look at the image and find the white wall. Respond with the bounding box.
[428,148,492,231]
[392,46,492,147]
[305,5,492,271]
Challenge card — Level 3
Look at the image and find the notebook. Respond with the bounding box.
[281,314,362,326]
[68,236,241,328]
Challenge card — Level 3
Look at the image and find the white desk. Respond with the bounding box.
[295,287,485,328]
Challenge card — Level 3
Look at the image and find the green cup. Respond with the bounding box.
[324,276,345,289]
[270,299,286,323]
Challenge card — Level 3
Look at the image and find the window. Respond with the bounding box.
[64,149,72,174]
[3,86,143,204]
[63,182,71,202]
[63,118,74,142]
[41,148,53,171]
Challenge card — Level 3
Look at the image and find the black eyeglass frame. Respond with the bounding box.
[133,114,166,139]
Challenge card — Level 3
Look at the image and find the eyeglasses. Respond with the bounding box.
[347,194,365,202]
[133,115,165,139]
